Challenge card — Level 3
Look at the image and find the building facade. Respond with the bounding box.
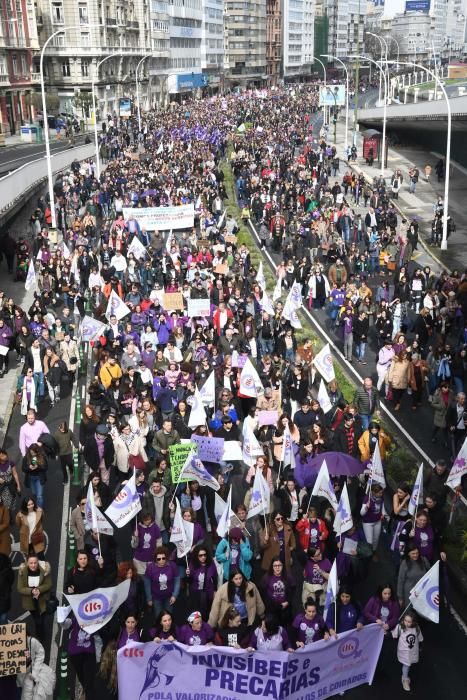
[224,0,267,87]
[0,0,40,136]
[324,0,365,60]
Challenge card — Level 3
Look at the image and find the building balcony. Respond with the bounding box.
[4,36,31,48]
[0,73,10,85]
[128,21,139,29]
[107,17,117,26]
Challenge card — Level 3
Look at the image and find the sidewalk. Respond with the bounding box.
[333,118,466,274]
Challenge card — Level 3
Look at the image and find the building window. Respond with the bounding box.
[78,3,88,24]
[21,54,27,74]
[81,60,90,77]
[0,57,7,75]
[12,54,18,75]
[81,32,90,46]
[62,59,71,77]
[52,1,64,24]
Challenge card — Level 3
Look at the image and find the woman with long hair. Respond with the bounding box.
[186,544,218,620]
[326,586,365,635]
[21,444,48,509]
[79,404,100,446]
[363,583,400,632]
[117,613,141,648]
[250,613,292,651]
[148,610,177,643]
[260,510,296,576]
[397,542,430,608]
[261,557,294,627]
[95,640,118,700]
[272,414,300,469]
[214,606,250,648]
[15,495,45,559]
[208,570,265,629]
[116,561,146,620]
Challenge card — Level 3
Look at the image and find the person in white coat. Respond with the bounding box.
[17,635,56,700]
[392,612,423,692]
[112,421,148,476]
[17,368,38,416]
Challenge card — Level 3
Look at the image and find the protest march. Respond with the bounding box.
[0,83,465,700]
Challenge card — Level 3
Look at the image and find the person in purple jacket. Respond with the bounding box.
[363,583,400,632]
[186,545,218,620]
[326,586,365,635]
[291,599,330,647]
[360,483,385,555]
[133,512,162,575]
[117,613,141,649]
[302,547,331,607]
[144,546,181,617]
[67,615,96,700]
[177,610,214,646]
[261,558,295,627]
[409,511,435,563]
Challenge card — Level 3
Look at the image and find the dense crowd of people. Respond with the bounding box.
[0,84,463,700]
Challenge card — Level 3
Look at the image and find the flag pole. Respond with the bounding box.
[397,602,412,621]
[96,527,102,559]
[276,460,283,489]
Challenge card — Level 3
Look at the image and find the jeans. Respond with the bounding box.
[409,180,417,193]
[343,334,353,360]
[359,414,371,431]
[34,371,45,398]
[29,475,44,508]
[260,338,275,357]
[356,342,366,361]
[152,598,173,619]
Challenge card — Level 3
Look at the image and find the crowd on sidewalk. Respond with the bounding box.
[0,85,463,700]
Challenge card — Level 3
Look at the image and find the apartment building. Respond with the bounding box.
[0,0,40,136]
[224,0,267,87]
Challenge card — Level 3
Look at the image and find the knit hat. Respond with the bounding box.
[229,527,243,541]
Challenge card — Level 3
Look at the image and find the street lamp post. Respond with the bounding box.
[321,54,349,156]
[326,87,339,144]
[348,55,388,176]
[136,53,153,132]
[367,32,388,104]
[389,36,400,71]
[388,60,451,250]
[40,24,102,228]
[92,52,126,179]
[311,55,327,125]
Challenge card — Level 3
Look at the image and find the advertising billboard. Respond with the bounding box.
[319,84,346,107]
[405,0,430,11]
[119,98,131,118]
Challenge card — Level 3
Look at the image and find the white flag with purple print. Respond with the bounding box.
[247,467,270,519]
[408,464,424,516]
[317,379,332,414]
[333,484,353,534]
[239,358,263,398]
[85,482,114,535]
[242,421,264,467]
[105,472,142,528]
[179,454,220,491]
[312,459,338,510]
[65,579,130,634]
[216,488,233,539]
[313,344,335,382]
[256,262,266,291]
[369,441,386,488]
[105,290,131,321]
[170,497,194,558]
[323,559,338,624]
[198,371,216,407]
[409,560,439,623]
[25,259,37,291]
[446,437,467,490]
[80,315,107,342]
[259,290,275,315]
[272,276,282,302]
[188,386,207,428]
[127,236,147,260]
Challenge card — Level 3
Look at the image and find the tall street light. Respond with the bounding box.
[40,24,102,228]
[321,54,349,155]
[388,60,451,250]
[348,55,388,176]
[388,36,400,71]
[92,52,126,179]
[136,53,153,132]
[367,32,386,103]
[311,55,327,125]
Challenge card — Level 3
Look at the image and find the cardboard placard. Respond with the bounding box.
[258,410,279,426]
[187,298,211,317]
[214,263,229,275]
[192,435,225,463]
[224,234,237,245]
[169,442,196,483]
[163,292,184,311]
[0,623,27,676]
[222,440,243,461]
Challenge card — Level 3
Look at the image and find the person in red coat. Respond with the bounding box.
[295,507,329,554]
[212,302,233,335]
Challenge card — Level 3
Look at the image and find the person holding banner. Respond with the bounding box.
[363,583,400,632]
[291,598,330,647]
[65,550,102,595]
[213,606,251,648]
[326,586,365,635]
[177,610,214,646]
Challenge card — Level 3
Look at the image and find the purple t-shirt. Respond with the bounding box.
[361,494,383,524]
[68,617,95,656]
[145,561,178,599]
[134,522,161,562]
[414,525,434,562]
[187,562,217,596]
[263,575,287,604]
[292,613,327,644]
[117,629,141,649]
[303,558,331,585]
[177,622,214,646]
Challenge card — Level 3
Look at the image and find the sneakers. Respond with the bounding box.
[402,678,410,692]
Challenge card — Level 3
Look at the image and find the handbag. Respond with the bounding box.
[31,530,45,547]
[129,454,146,471]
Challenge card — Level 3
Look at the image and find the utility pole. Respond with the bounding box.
[352,0,361,146]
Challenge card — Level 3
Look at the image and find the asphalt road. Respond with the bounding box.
[0,134,89,175]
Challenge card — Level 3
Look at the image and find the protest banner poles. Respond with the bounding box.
[276,460,283,490]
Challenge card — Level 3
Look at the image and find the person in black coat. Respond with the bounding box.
[332,413,362,458]
[0,553,14,624]
[274,478,302,526]
[83,424,115,475]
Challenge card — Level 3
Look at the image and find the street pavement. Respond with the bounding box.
[0,133,89,175]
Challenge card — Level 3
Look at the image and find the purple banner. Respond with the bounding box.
[192,434,225,463]
[117,624,384,700]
